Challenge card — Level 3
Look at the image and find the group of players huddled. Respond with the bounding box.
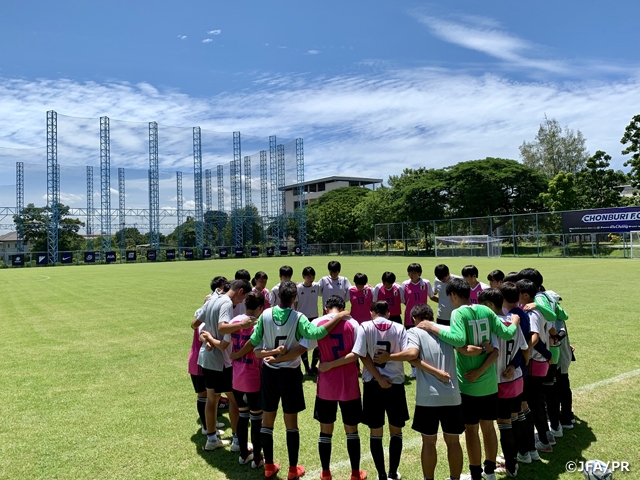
[188,260,574,480]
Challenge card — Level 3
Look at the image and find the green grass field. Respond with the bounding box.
[1,256,638,480]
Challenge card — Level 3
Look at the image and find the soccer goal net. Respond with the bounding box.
[435,235,503,257]
[631,231,640,259]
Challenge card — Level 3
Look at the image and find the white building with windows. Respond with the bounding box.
[0,232,31,255]
[282,176,382,213]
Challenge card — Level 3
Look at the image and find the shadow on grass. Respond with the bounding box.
[514,415,596,480]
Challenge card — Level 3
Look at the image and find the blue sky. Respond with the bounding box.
[1,1,640,211]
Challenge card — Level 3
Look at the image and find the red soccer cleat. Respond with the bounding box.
[288,465,306,480]
[350,470,367,480]
[264,463,280,479]
[319,469,332,480]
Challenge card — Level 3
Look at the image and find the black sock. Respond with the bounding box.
[250,413,263,460]
[389,433,403,478]
[197,397,207,429]
[237,412,251,458]
[286,429,300,467]
[370,435,386,479]
[261,427,274,464]
[318,432,332,471]
[523,408,536,452]
[511,415,521,458]
[311,348,320,369]
[369,435,387,480]
[346,433,361,471]
[483,459,497,475]
[498,423,516,473]
[470,464,483,480]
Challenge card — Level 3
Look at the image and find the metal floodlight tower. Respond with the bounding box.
[46,110,59,265]
[16,162,24,252]
[244,155,252,245]
[176,171,183,250]
[193,127,204,252]
[232,131,243,249]
[119,167,126,249]
[277,144,286,245]
[100,116,112,251]
[148,122,160,250]
[216,165,224,246]
[205,168,212,246]
[296,138,307,254]
[269,135,279,251]
[260,150,268,246]
[86,166,94,249]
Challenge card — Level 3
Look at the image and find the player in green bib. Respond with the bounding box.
[417,277,520,480]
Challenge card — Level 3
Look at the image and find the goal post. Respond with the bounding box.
[435,235,503,257]
[631,231,640,258]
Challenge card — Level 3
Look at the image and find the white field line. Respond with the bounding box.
[308,368,640,477]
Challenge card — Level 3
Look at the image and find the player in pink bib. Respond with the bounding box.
[372,271,405,324]
[462,265,489,305]
[349,273,373,324]
[309,295,366,480]
[402,263,436,327]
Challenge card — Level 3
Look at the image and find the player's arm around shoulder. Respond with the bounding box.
[489,307,518,340]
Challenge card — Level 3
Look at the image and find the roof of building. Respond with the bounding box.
[282,175,383,191]
[0,232,18,242]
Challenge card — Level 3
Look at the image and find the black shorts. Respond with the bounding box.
[437,318,451,326]
[461,392,498,425]
[497,395,522,420]
[260,365,306,414]
[389,315,402,324]
[314,396,362,426]
[202,366,233,393]
[191,374,206,394]
[412,404,465,436]
[543,364,557,386]
[234,389,262,411]
[362,381,410,429]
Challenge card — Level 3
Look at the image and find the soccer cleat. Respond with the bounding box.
[239,453,254,465]
[549,424,563,437]
[231,440,253,453]
[350,470,367,480]
[561,422,574,430]
[201,426,207,435]
[288,465,306,480]
[535,439,553,453]
[516,452,532,464]
[506,464,519,478]
[320,470,332,480]
[387,472,401,480]
[264,463,280,479]
[251,456,265,469]
[481,473,496,480]
[546,431,557,446]
[571,418,576,424]
[216,421,225,429]
[409,367,417,378]
[204,438,230,451]
[528,450,541,461]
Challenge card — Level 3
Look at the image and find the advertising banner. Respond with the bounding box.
[562,207,640,234]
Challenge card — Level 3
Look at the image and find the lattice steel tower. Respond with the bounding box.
[232,132,243,248]
[260,150,268,246]
[217,165,224,246]
[193,127,204,252]
[205,168,212,246]
[119,168,126,249]
[100,116,112,251]
[16,162,24,252]
[176,171,183,250]
[86,166,94,249]
[296,138,307,254]
[277,144,286,245]
[148,122,160,250]
[269,136,279,251]
[244,155,252,245]
[47,110,59,265]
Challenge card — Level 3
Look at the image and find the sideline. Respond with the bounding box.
[308,367,640,477]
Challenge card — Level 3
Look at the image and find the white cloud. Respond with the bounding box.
[413,13,567,73]
[202,38,213,44]
[183,200,196,209]
[207,30,221,35]
[177,35,187,40]
[307,50,320,55]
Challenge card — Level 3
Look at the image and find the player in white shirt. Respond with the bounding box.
[352,301,409,480]
[432,264,462,326]
[318,261,351,311]
[269,265,294,307]
[296,266,321,376]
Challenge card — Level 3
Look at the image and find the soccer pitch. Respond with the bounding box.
[0,256,637,479]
